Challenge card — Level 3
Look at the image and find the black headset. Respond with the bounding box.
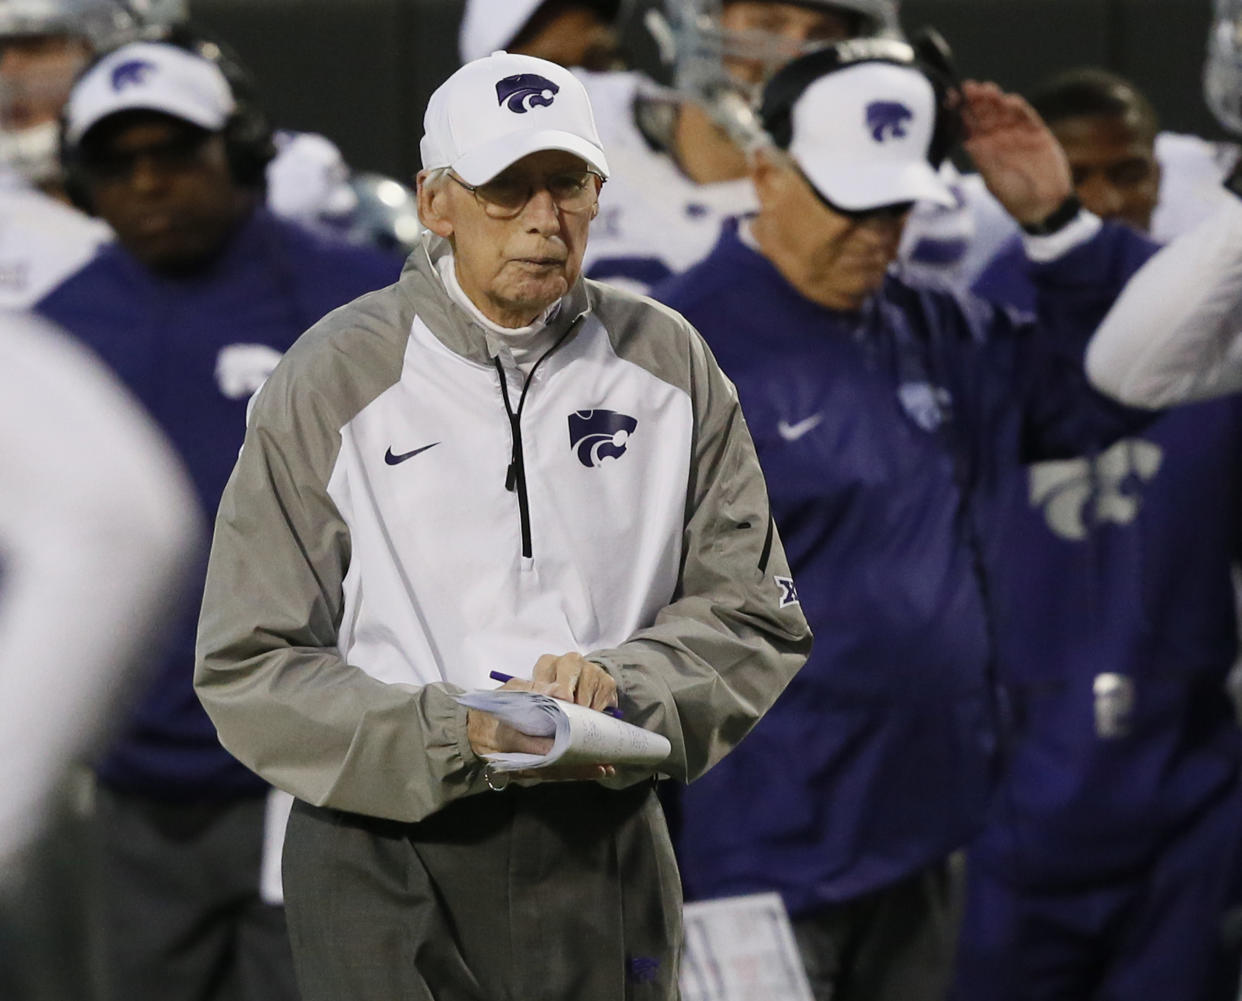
[60,25,277,214]
[758,29,965,177]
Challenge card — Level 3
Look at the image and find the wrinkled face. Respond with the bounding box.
[1050,112,1160,233]
[720,1,858,88]
[418,149,599,327]
[756,152,906,309]
[80,113,253,276]
[0,34,91,131]
[515,4,621,71]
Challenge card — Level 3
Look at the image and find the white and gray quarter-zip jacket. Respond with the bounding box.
[194,231,811,824]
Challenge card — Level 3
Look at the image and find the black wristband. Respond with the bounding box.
[1021,194,1082,236]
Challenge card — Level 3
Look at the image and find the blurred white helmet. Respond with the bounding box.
[1207,0,1242,135]
[459,0,624,65]
[127,0,189,26]
[0,0,140,47]
[0,0,147,182]
[667,0,901,112]
[799,0,900,36]
[459,0,545,64]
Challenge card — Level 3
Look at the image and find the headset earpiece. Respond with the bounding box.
[910,27,964,166]
[58,106,94,214]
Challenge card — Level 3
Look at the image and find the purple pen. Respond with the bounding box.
[489,670,624,719]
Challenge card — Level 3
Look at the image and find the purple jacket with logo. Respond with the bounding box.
[654,219,1153,914]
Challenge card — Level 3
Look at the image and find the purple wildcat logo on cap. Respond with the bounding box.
[110,59,156,92]
[496,73,560,114]
[866,100,914,142]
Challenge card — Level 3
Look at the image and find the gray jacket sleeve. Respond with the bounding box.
[588,320,812,785]
[195,305,491,825]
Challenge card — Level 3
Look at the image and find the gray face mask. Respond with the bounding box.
[1206,0,1242,136]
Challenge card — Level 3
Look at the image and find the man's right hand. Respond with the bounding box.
[963,80,1074,226]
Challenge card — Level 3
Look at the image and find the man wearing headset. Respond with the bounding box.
[35,37,402,1001]
[655,40,1157,1001]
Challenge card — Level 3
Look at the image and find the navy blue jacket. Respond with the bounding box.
[654,220,1153,915]
[972,236,1242,888]
[38,207,403,801]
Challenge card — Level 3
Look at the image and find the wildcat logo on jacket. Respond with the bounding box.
[569,409,637,467]
[496,74,559,114]
[897,381,953,432]
[215,344,284,400]
[1029,438,1163,541]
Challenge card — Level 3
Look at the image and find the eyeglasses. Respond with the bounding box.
[449,167,604,219]
[81,131,213,184]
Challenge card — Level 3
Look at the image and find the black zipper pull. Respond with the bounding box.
[505,459,516,491]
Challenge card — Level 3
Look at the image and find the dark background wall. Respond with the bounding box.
[188,0,1218,182]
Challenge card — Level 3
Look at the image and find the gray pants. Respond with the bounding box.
[790,856,963,1001]
[92,786,300,1001]
[282,780,682,1001]
[0,776,96,1001]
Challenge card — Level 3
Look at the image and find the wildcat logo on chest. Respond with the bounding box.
[569,409,637,467]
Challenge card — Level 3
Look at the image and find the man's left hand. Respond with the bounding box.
[962,80,1073,225]
[529,651,619,713]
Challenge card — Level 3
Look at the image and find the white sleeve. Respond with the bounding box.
[0,314,201,870]
[1085,195,1242,407]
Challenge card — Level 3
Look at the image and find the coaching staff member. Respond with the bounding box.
[195,51,811,1001]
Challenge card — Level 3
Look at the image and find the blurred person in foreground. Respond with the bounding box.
[653,38,1158,1001]
[37,35,403,1001]
[952,64,1242,1001]
[193,51,810,1001]
[0,311,199,1001]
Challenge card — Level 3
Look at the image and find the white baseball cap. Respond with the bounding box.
[420,51,609,185]
[786,61,955,212]
[458,0,545,65]
[65,41,234,146]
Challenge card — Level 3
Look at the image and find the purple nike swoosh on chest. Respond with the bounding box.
[384,442,440,465]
